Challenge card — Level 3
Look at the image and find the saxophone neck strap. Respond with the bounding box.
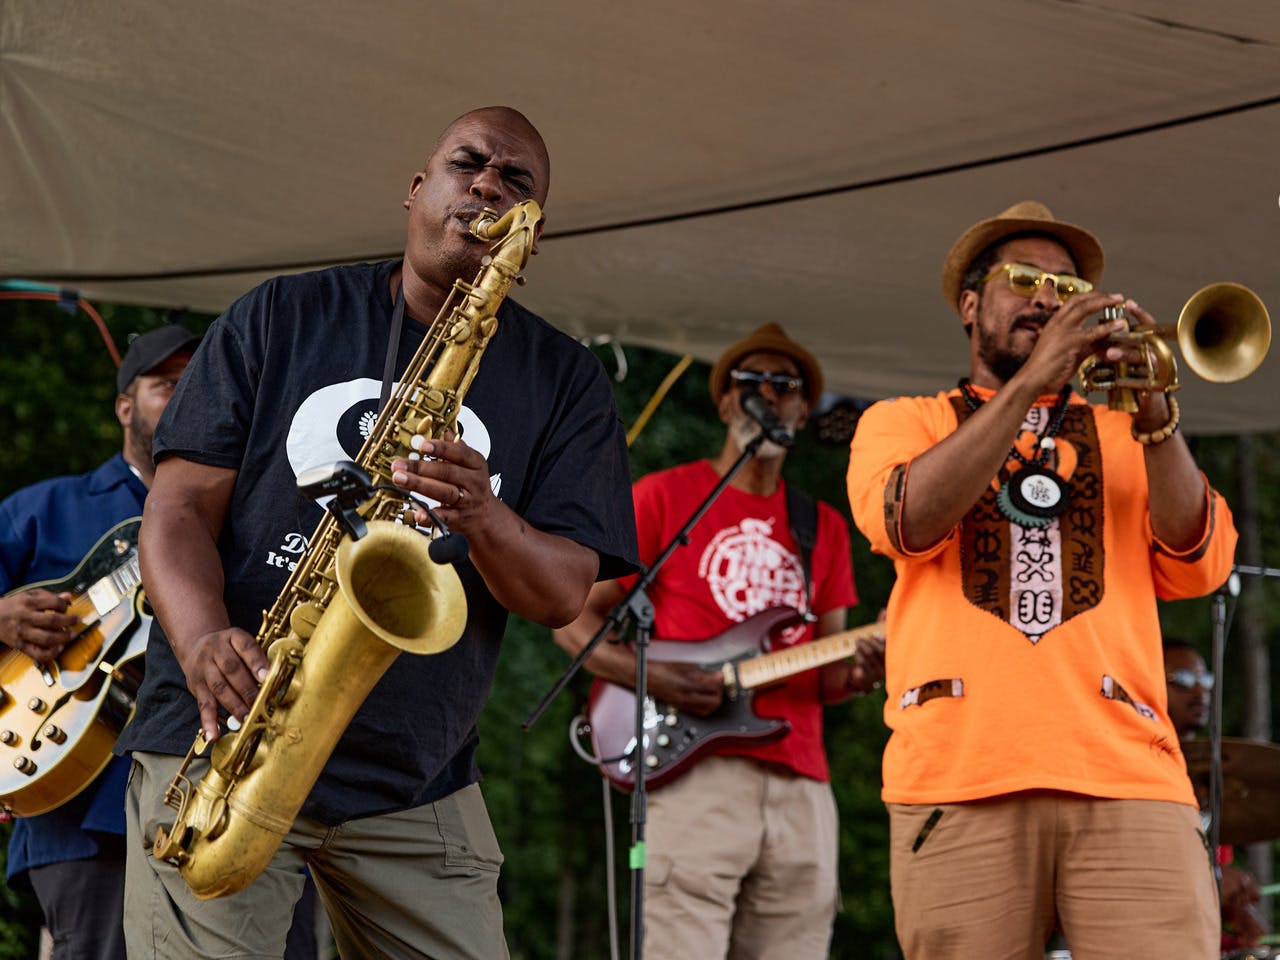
[379,278,407,411]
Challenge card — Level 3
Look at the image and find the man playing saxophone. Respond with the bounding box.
[846,202,1237,958]
[118,106,639,959]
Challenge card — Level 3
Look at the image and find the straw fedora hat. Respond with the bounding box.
[708,322,823,407]
[941,201,1105,315]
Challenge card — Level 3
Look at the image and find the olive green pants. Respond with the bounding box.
[124,751,509,960]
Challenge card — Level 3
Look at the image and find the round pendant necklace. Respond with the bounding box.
[959,379,1073,528]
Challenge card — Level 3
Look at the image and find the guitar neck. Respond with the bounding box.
[734,622,883,690]
[82,555,142,620]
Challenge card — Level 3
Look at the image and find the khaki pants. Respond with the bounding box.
[124,751,509,960]
[888,794,1219,960]
[643,755,840,960]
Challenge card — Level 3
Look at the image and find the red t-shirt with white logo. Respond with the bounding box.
[616,459,858,781]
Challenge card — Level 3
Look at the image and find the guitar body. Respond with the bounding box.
[587,607,804,792]
[0,518,150,816]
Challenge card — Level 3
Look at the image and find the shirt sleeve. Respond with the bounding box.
[1149,477,1237,600]
[152,296,261,470]
[812,502,857,616]
[0,498,31,592]
[847,394,957,563]
[512,352,639,583]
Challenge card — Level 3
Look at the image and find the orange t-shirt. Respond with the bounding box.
[848,387,1236,806]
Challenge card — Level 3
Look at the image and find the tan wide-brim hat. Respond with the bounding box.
[941,201,1105,315]
[708,322,823,407]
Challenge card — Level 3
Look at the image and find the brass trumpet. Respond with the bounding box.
[1078,282,1271,412]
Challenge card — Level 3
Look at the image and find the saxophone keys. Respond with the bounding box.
[288,605,323,640]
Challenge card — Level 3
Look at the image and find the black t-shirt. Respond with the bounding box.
[118,259,639,823]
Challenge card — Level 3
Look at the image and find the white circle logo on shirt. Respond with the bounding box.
[285,378,494,506]
[697,517,805,626]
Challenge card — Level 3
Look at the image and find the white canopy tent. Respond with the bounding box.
[3,1,1278,433]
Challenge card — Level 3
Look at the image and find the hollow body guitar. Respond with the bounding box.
[0,517,150,816]
[587,606,883,791]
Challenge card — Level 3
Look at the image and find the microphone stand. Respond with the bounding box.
[1214,564,1280,906]
[526,429,775,960]
[1207,581,1231,868]
[1233,560,1280,926]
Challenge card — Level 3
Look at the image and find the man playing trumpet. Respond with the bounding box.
[846,201,1238,958]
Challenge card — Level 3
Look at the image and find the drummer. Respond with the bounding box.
[1163,638,1266,950]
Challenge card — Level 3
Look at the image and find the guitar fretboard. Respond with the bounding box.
[735,622,883,690]
[86,555,141,619]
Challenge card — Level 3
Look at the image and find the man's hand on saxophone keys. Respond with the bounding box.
[171,625,269,743]
[392,430,491,532]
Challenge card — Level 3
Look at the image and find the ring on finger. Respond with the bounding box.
[447,486,464,508]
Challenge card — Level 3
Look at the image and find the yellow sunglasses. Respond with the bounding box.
[983,262,1093,300]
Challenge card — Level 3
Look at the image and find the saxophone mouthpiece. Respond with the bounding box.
[469,208,503,241]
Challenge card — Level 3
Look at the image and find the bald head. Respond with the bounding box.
[428,106,550,202]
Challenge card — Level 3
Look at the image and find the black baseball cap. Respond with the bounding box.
[116,324,201,394]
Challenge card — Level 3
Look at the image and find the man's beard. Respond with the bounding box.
[129,407,156,470]
[730,415,788,460]
[976,308,1052,385]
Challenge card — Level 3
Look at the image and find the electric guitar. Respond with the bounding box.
[586,606,884,792]
[0,517,151,816]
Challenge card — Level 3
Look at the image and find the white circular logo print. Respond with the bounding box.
[285,378,493,507]
[697,517,805,626]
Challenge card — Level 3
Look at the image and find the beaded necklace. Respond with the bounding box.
[958,379,1073,528]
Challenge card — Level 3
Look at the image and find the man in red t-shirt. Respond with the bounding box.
[555,323,884,960]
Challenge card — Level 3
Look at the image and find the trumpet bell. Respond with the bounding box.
[1178,282,1271,384]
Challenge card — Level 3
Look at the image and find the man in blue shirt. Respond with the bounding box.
[1,324,198,959]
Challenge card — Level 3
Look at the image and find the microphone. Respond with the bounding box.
[740,388,795,448]
[425,509,470,565]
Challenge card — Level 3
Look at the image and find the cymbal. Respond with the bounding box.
[1183,737,1280,845]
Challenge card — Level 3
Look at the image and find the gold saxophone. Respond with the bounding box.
[151,200,544,899]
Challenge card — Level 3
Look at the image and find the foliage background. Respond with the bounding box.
[1,296,1276,958]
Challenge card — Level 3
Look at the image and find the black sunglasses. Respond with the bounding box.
[730,369,804,395]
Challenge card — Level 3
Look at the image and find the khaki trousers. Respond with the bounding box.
[642,755,840,960]
[888,794,1218,960]
[124,751,509,960]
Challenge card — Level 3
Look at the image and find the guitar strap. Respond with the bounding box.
[784,483,817,620]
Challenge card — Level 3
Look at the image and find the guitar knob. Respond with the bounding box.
[42,724,67,745]
[0,730,18,746]
[663,713,679,728]
[27,698,47,714]
[644,755,661,769]
[655,734,671,748]
[13,756,36,776]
